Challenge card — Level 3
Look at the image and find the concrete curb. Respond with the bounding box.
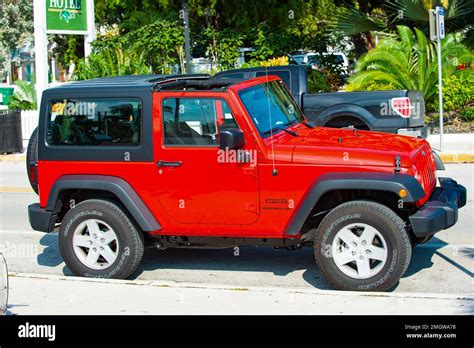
[0,154,26,162]
[1,154,473,163]
[439,153,474,164]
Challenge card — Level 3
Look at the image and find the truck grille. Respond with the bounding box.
[414,146,437,194]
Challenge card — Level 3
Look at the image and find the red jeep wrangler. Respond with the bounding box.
[27,74,466,291]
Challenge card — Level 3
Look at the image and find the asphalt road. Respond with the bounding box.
[0,161,473,294]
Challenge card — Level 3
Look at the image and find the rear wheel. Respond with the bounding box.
[325,116,369,131]
[314,200,411,291]
[59,199,144,279]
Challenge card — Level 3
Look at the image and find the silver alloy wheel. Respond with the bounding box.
[331,223,388,279]
[72,219,119,270]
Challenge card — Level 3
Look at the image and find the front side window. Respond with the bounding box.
[47,98,141,146]
[239,80,304,138]
[162,98,237,146]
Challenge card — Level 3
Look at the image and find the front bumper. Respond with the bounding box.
[28,203,56,232]
[409,177,467,237]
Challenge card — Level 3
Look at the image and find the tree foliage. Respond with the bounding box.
[8,80,37,110]
[72,48,151,80]
[0,0,33,76]
[0,0,33,53]
[347,25,473,106]
[333,0,474,56]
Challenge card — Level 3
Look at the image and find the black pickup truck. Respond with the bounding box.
[214,65,427,138]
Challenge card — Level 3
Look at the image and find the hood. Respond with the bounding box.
[270,126,428,167]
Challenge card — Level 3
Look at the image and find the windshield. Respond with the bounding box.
[291,55,305,64]
[239,80,305,138]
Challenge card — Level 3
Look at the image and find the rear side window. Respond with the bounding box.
[162,98,237,146]
[47,98,141,146]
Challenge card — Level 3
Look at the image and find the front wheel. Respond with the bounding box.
[314,200,411,291]
[59,199,144,279]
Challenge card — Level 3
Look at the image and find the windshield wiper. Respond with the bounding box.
[263,125,298,136]
[301,121,314,129]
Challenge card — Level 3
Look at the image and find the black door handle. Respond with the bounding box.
[157,160,182,168]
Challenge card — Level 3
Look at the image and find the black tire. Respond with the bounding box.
[59,199,144,279]
[325,117,370,131]
[313,200,411,292]
[26,127,39,194]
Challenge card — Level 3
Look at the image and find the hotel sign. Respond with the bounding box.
[46,0,88,34]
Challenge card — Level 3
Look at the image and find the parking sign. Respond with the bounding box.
[437,7,445,39]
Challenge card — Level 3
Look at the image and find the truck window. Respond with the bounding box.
[47,98,141,146]
[162,98,237,146]
[256,71,291,88]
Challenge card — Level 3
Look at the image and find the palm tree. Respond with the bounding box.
[333,0,474,54]
[347,25,472,104]
[8,80,37,110]
[385,0,473,34]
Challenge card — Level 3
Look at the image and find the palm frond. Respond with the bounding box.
[386,0,429,23]
[331,8,387,36]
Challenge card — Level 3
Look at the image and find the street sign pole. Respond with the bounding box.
[33,0,49,106]
[436,6,445,152]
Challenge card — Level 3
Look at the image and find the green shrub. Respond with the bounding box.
[345,80,397,92]
[307,70,331,93]
[429,73,474,121]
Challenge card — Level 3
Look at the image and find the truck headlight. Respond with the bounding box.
[431,150,445,170]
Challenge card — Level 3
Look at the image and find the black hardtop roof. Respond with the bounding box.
[43,73,255,95]
[48,74,211,89]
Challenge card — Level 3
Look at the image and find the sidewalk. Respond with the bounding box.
[6,273,473,315]
[428,133,474,163]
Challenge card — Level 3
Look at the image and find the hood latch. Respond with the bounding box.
[394,155,401,173]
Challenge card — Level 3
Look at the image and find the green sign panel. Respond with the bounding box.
[46,0,88,34]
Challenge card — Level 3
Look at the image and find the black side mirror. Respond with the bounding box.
[219,128,245,150]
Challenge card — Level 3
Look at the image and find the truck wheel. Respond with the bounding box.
[26,127,38,195]
[59,199,144,279]
[313,200,411,291]
[325,117,370,131]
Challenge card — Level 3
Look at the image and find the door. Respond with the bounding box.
[155,94,259,225]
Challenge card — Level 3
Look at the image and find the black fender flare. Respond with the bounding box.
[46,175,161,232]
[285,172,425,236]
[311,104,377,129]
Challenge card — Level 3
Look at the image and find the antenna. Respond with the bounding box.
[264,65,278,176]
